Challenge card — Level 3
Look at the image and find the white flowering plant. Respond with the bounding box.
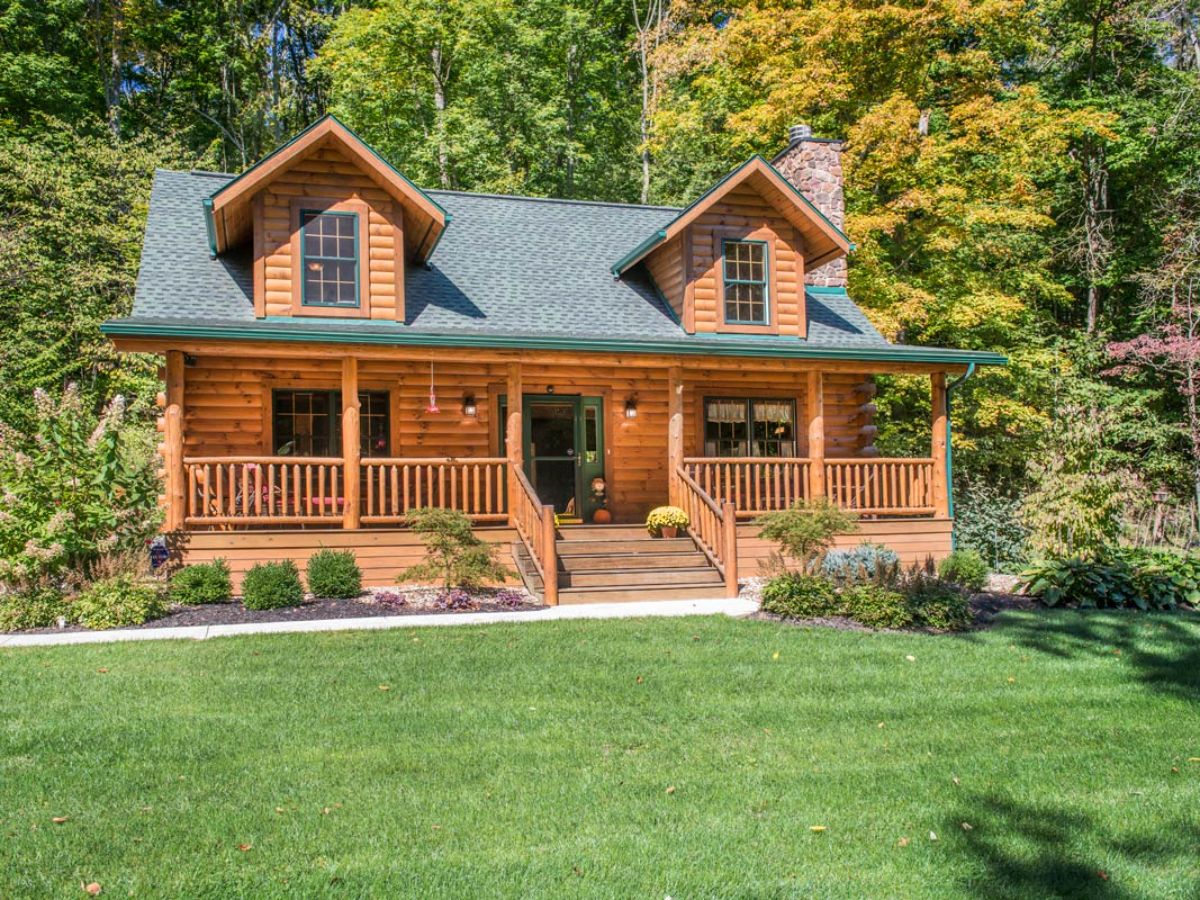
[0,385,160,589]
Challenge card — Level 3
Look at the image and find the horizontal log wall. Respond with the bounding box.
[173,527,520,593]
[259,143,402,320]
[736,518,954,574]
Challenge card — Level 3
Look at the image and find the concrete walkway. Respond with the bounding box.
[0,597,760,649]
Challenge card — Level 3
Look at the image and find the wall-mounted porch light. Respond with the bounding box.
[624,396,638,419]
[462,393,477,416]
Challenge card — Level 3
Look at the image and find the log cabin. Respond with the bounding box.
[102,116,1005,604]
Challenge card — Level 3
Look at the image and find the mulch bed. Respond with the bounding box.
[12,587,544,635]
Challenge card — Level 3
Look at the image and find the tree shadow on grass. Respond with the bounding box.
[960,609,1200,702]
[948,793,1199,899]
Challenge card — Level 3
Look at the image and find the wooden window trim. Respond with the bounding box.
[289,197,370,318]
[690,386,805,456]
[700,395,799,458]
[711,226,780,335]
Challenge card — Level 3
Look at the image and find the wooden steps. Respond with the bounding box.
[515,525,728,604]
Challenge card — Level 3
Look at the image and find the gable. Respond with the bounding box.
[205,115,447,261]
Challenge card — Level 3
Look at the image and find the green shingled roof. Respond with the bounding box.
[108,167,1005,368]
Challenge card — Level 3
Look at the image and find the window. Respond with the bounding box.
[704,398,796,457]
[272,390,390,457]
[722,239,768,325]
[301,211,359,307]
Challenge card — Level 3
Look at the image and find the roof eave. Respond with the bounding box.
[100,319,1007,367]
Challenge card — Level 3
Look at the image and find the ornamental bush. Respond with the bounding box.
[1019,548,1196,611]
[905,577,972,629]
[169,559,233,605]
[822,543,900,585]
[401,508,513,591]
[73,575,166,629]
[242,561,305,610]
[760,572,840,618]
[756,499,858,574]
[0,386,160,591]
[938,549,988,593]
[0,585,71,631]
[841,583,913,629]
[306,549,363,598]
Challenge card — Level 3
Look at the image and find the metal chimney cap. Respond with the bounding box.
[789,123,813,144]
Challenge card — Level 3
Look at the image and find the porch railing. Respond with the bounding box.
[682,456,937,518]
[675,466,739,597]
[511,466,557,605]
[825,458,935,516]
[361,457,508,524]
[183,457,345,525]
[683,457,813,518]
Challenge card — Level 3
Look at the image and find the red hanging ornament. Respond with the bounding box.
[425,360,440,414]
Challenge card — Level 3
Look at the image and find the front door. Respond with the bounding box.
[503,395,605,521]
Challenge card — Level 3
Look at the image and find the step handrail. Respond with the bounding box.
[511,465,558,605]
[675,465,739,598]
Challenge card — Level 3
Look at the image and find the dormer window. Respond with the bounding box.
[722,240,768,325]
[301,210,359,307]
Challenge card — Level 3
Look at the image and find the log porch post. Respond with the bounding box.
[342,357,361,529]
[506,363,523,524]
[668,365,684,505]
[931,371,949,517]
[806,370,825,500]
[164,350,185,531]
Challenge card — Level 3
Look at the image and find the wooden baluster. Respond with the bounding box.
[253,466,262,516]
[390,465,399,516]
[305,465,313,516]
[331,465,340,518]
[215,464,224,517]
[240,465,249,516]
[319,465,328,517]
[188,465,198,521]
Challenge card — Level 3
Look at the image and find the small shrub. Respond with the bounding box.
[0,585,71,631]
[242,561,304,610]
[73,575,166,629]
[306,549,363,599]
[646,506,690,535]
[760,572,840,618]
[906,578,972,630]
[1112,547,1200,608]
[402,508,513,591]
[169,560,232,605]
[841,583,913,629]
[938,549,988,593]
[822,543,900,585]
[756,499,858,573]
[1018,555,1141,609]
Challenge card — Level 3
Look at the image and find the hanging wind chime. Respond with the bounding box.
[425,360,440,414]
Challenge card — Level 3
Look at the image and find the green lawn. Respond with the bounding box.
[2,612,1199,899]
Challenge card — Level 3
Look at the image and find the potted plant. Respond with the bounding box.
[646,506,689,538]
[590,477,611,524]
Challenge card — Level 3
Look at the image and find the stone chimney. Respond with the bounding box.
[772,123,847,288]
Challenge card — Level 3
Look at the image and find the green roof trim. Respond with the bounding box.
[203,113,448,260]
[612,154,854,277]
[100,319,1007,367]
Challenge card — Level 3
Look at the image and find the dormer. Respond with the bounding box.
[203,115,448,322]
[614,130,851,337]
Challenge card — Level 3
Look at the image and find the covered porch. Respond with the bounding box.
[154,344,961,603]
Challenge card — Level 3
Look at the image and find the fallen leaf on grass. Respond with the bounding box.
[82,883,101,895]
[238,843,252,852]
[1188,757,1200,763]
[952,776,960,785]
[636,676,644,684]
[377,684,391,691]
[51,817,68,824]
[1007,676,1017,684]
[275,807,285,814]
[929,831,938,842]
[96,668,108,674]
[961,822,973,831]
[809,825,826,833]
[665,786,676,795]
[877,722,886,729]
[905,655,916,662]
[431,824,441,830]
[1098,870,1109,881]
[772,652,780,660]
[897,837,909,847]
